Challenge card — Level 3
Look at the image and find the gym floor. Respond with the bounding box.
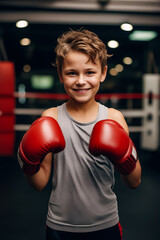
[1,148,160,240]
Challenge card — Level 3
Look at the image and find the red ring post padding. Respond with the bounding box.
[0,61,15,156]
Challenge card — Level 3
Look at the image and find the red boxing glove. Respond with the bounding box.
[89,119,137,175]
[18,116,65,175]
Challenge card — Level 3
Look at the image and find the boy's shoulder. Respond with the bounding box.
[108,108,129,133]
[108,108,123,119]
[41,107,57,120]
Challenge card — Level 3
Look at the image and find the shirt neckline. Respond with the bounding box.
[64,102,100,126]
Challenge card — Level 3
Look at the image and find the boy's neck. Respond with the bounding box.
[66,99,99,123]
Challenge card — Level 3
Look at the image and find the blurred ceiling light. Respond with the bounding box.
[123,57,133,65]
[115,64,124,72]
[120,23,133,31]
[20,38,31,46]
[23,64,31,72]
[107,40,119,48]
[16,20,28,28]
[129,30,158,41]
[109,68,118,76]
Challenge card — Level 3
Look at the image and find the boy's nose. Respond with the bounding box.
[76,75,86,85]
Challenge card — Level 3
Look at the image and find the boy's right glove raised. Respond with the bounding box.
[89,119,137,175]
[18,116,65,175]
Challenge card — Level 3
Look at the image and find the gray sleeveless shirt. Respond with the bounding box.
[46,102,119,232]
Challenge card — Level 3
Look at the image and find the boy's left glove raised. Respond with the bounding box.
[89,119,137,175]
[18,116,65,175]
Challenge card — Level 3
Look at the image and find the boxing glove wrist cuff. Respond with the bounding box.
[17,148,40,175]
[115,143,138,175]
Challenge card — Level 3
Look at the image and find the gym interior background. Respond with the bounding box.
[0,1,160,239]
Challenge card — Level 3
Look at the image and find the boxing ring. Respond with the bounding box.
[0,61,160,156]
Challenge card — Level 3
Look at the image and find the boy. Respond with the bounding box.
[18,29,141,240]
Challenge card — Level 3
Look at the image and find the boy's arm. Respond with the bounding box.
[108,108,141,189]
[89,108,141,189]
[120,159,141,189]
[19,108,65,191]
[24,152,53,191]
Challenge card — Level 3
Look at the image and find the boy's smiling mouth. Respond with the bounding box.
[73,88,91,93]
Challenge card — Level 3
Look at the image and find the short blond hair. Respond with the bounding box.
[55,29,109,74]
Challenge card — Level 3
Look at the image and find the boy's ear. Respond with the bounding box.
[100,66,107,83]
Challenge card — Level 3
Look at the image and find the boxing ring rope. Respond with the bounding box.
[14,92,160,100]
[14,109,146,132]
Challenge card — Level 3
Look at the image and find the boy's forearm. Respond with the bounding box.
[24,166,50,191]
[24,153,52,191]
[121,159,141,189]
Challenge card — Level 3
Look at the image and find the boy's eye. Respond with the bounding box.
[67,72,76,76]
[87,71,95,75]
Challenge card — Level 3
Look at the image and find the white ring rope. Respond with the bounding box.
[14,108,157,132]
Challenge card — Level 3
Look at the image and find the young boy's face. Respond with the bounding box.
[59,50,107,104]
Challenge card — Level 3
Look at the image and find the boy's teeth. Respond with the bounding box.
[76,89,87,91]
